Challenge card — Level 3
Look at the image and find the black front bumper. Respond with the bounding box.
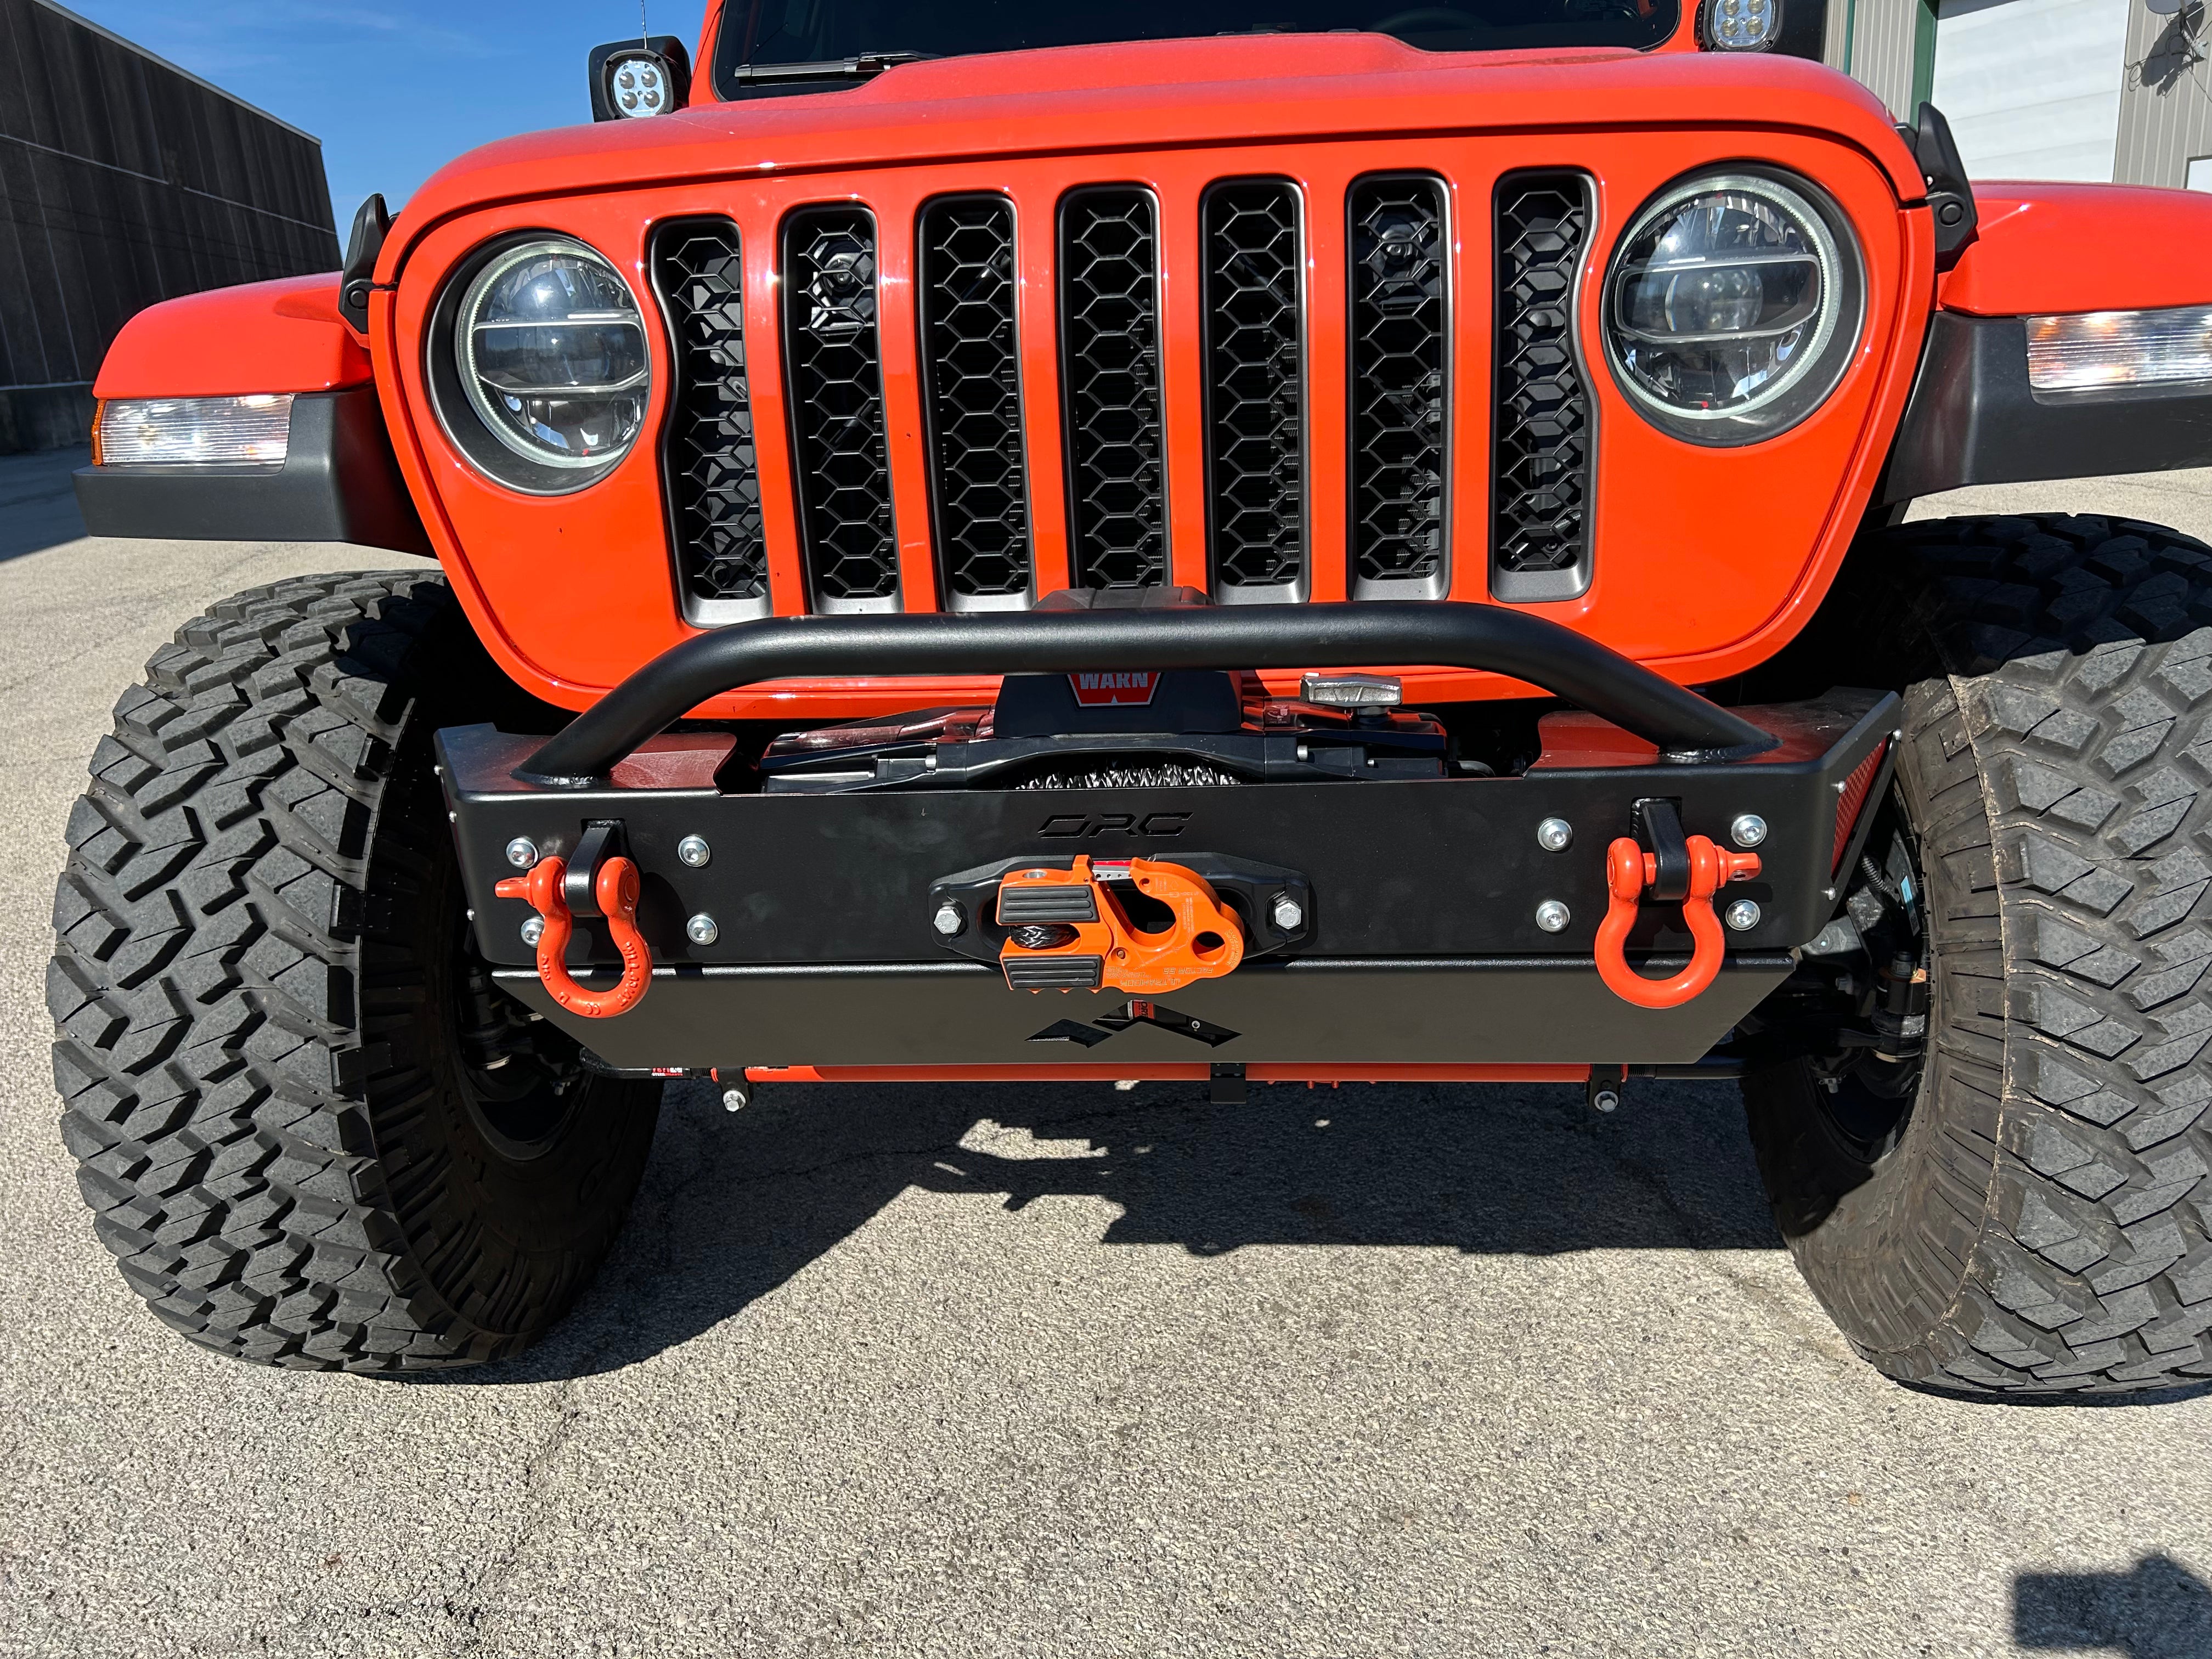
[439,686,1896,1071]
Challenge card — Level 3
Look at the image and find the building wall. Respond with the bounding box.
[0,0,341,452]
[1834,0,2212,188]
[1824,0,1855,69]
[1830,0,1928,117]
[2115,2,2212,188]
[1932,0,2134,180]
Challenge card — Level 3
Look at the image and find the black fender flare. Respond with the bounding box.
[75,386,432,555]
[1880,312,2212,505]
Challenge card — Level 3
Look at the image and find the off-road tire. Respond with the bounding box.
[48,573,661,1371]
[1746,515,2212,1396]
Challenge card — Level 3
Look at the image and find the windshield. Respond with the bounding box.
[712,1,1677,95]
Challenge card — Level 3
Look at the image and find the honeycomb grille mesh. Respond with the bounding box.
[1203,181,1304,595]
[651,219,765,607]
[1494,174,1593,579]
[917,196,1031,603]
[782,206,898,606]
[1347,176,1449,592]
[1059,188,1167,591]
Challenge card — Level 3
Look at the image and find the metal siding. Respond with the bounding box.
[1932,0,2131,182]
[0,0,340,451]
[1843,0,1925,116]
[2115,3,2212,188]
[1825,0,1854,68]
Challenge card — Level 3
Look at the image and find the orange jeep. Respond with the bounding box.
[52,3,2212,1395]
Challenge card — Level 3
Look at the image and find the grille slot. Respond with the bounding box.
[1202,180,1305,602]
[1493,173,1594,600]
[1347,176,1450,599]
[651,219,766,620]
[781,205,899,612]
[1059,187,1167,591]
[917,195,1032,610]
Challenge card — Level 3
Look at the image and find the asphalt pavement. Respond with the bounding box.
[3,458,2211,1657]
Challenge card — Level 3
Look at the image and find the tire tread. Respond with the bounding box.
[47,573,540,1371]
[1774,515,2212,1392]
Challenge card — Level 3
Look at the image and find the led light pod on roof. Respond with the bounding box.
[610,55,672,116]
[1702,0,1781,49]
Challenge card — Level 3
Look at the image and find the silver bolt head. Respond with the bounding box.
[520,916,546,947]
[1271,894,1305,931]
[933,901,966,937]
[1729,814,1768,849]
[505,836,539,868]
[1535,899,1571,934]
[1592,1088,1621,1114]
[1725,899,1762,932]
[721,1086,750,1113]
[676,835,712,868]
[686,913,719,946]
[1536,817,1574,853]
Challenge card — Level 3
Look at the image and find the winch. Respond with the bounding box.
[754,668,1455,792]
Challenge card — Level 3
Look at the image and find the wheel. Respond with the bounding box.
[1745,515,2212,1397]
[48,573,661,1372]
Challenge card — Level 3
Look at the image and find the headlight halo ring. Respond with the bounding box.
[1602,166,1866,447]
[426,231,653,496]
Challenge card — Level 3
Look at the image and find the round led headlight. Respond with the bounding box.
[433,236,649,492]
[1604,172,1863,445]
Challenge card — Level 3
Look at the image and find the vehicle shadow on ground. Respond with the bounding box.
[2016,1554,2212,1658]
[0,448,89,562]
[436,1075,1787,1385]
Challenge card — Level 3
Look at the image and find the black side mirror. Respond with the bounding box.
[589,36,692,122]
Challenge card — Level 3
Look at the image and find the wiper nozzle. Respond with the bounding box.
[729,50,935,87]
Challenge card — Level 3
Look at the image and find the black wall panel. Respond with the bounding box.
[0,0,340,450]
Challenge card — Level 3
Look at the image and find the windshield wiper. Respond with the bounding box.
[728,50,935,87]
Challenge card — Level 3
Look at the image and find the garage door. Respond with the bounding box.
[1929,0,2131,180]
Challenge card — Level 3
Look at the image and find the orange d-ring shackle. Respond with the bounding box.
[1594,835,1762,1011]
[494,854,653,1019]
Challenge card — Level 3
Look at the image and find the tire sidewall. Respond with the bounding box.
[1745,674,2001,1360]
[360,721,661,1346]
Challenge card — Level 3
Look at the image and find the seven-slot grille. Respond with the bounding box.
[1203,180,1306,601]
[651,218,768,618]
[1059,188,1169,591]
[1348,175,1451,599]
[917,195,1034,609]
[1492,173,1595,598]
[652,171,1598,613]
[782,205,899,612]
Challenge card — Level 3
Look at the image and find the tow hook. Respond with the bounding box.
[997,855,1245,995]
[1594,800,1761,1011]
[494,820,653,1019]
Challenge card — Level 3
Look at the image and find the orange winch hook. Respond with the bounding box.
[494,854,653,1019]
[1594,834,1762,1011]
[998,855,1246,995]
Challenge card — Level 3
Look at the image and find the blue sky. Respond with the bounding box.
[66,1,713,230]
